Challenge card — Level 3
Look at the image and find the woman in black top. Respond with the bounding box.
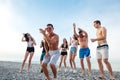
[58,38,69,71]
[40,40,49,73]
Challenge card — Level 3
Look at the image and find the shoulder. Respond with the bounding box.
[54,33,59,38]
[101,27,107,31]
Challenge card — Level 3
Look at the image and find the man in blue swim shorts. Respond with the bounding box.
[73,23,91,76]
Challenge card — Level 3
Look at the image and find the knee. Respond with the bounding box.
[97,59,102,64]
[87,59,90,63]
[69,58,72,61]
[103,59,108,64]
[80,59,84,63]
[23,58,27,62]
[42,63,46,68]
[28,59,31,63]
[50,63,55,68]
[64,60,66,63]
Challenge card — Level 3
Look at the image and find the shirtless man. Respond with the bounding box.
[39,24,60,80]
[91,20,115,80]
[73,23,91,76]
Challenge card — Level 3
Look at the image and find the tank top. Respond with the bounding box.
[71,38,77,47]
[27,41,34,47]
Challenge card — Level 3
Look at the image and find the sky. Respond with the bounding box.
[0,0,120,69]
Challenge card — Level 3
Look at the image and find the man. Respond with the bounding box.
[39,24,60,80]
[73,23,91,76]
[91,20,115,80]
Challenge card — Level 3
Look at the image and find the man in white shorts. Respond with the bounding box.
[40,24,60,80]
[91,20,115,80]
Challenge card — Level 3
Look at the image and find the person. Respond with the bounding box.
[91,20,115,80]
[58,38,69,72]
[40,40,49,73]
[69,34,78,73]
[73,23,91,76]
[39,24,60,80]
[19,33,36,72]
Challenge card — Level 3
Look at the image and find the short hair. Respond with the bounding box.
[94,20,101,25]
[47,24,54,29]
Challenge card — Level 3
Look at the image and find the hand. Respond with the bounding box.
[39,28,45,35]
[45,53,50,58]
[91,39,96,42]
[73,23,76,28]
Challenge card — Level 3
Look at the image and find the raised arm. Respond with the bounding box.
[78,27,88,37]
[73,23,79,37]
[21,36,26,42]
[39,28,58,47]
[44,39,49,53]
[40,41,43,48]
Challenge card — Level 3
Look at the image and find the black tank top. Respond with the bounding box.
[42,42,45,52]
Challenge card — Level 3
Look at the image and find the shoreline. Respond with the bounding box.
[0,61,120,80]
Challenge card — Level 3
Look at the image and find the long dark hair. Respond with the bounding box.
[24,33,33,42]
[62,38,68,48]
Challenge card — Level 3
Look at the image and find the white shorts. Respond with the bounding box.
[43,50,60,65]
[96,44,109,59]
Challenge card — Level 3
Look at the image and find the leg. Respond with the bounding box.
[86,57,91,76]
[40,60,43,73]
[27,52,34,72]
[80,58,85,75]
[63,55,67,68]
[58,55,63,69]
[72,54,76,70]
[42,63,50,80]
[103,59,114,79]
[69,54,73,69]
[19,51,29,72]
[97,59,104,77]
[50,64,57,78]
[40,52,46,73]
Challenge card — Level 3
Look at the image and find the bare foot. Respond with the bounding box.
[88,71,92,76]
[27,69,29,72]
[82,70,85,75]
[110,77,115,80]
[19,69,22,73]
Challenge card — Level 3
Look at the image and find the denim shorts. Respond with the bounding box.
[70,47,77,54]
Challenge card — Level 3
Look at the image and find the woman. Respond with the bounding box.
[19,33,36,72]
[40,39,49,73]
[69,35,78,73]
[58,38,69,72]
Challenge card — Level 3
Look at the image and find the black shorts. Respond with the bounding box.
[26,47,34,53]
[61,52,67,56]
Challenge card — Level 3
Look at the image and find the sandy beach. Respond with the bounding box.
[0,61,120,80]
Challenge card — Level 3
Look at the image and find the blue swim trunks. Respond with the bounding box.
[40,52,46,61]
[79,48,90,58]
[70,47,77,54]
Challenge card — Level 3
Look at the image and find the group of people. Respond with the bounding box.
[19,20,115,80]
